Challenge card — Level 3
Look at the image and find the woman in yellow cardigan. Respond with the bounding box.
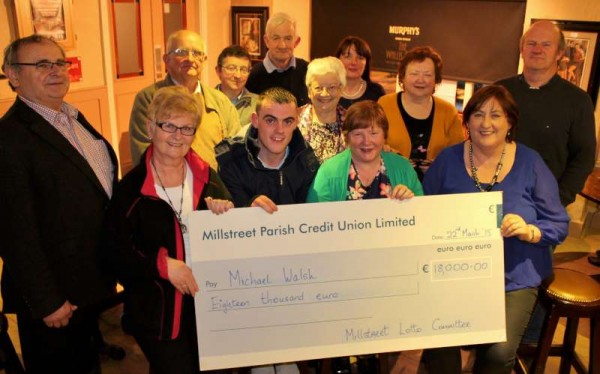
[378,46,464,180]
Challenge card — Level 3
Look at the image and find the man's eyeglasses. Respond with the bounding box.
[311,84,342,95]
[155,121,197,136]
[168,48,206,61]
[220,65,250,75]
[11,60,72,72]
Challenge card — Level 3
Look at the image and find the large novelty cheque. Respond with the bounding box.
[189,192,505,370]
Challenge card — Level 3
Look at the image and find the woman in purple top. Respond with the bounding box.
[421,85,569,373]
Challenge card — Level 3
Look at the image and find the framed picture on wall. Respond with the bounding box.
[231,6,268,63]
[14,0,76,50]
[533,19,600,105]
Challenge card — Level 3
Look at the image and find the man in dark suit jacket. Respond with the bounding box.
[0,35,118,373]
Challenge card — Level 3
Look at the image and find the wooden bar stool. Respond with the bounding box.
[516,268,600,374]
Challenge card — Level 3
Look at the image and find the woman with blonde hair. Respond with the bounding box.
[108,86,233,374]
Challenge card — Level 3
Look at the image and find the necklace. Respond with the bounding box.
[468,141,506,192]
[343,79,365,99]
[151,157,187,233]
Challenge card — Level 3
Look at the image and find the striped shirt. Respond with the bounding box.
[20,96,114,197]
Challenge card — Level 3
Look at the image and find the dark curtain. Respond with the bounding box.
[311,0,527,83]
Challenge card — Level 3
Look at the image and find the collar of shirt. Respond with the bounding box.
[518,73,560,91]
[171,77,202,94]
[19,95,78,124]
[263,53,297,73]
[235,95,253,110]
[258,146,290,170]
[216,85,253,109]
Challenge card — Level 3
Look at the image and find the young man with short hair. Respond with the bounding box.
[216,87,318,213]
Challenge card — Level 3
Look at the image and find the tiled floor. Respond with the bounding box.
[2,232,599,373]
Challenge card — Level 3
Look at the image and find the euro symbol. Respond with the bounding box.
[422,264,429,273]
[489,205,495,213]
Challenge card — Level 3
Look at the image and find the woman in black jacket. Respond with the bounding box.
[108,86,233,374]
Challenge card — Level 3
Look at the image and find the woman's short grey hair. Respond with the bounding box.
[305,57,347,88]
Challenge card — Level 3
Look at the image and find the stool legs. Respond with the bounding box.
[592,317,599,374]
[531,305,561,374]
[559,317,579,374]
[528,313,599,374]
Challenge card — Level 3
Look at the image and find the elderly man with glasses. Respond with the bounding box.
[0,34,118,373]
[129,29,240,169]
[215,45,258,128]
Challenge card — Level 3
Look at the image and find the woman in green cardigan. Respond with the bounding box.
[307,100,423,203]
[305,100,421,372]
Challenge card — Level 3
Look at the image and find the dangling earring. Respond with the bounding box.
[506,130,511,142]
[466,128,471,140]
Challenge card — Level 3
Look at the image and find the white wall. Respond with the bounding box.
[201,0,233,87]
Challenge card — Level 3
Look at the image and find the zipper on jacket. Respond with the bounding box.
[279,171,283,186]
